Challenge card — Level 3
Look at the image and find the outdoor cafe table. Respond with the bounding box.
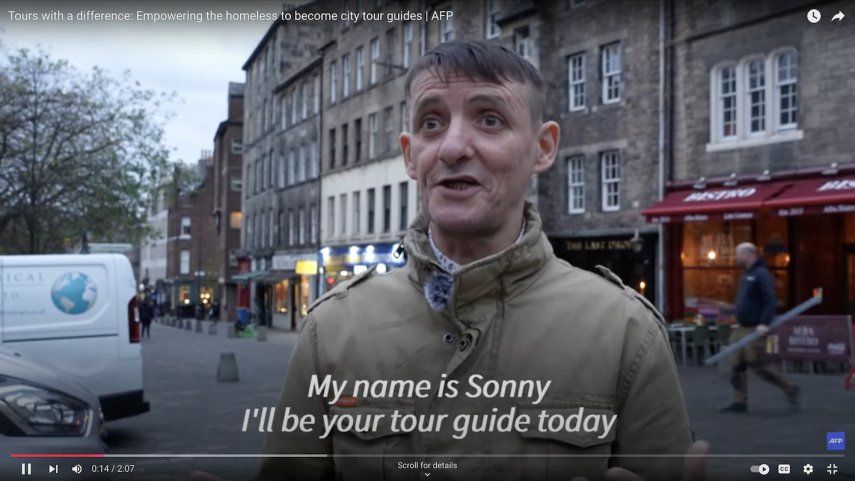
[667,323,718,365]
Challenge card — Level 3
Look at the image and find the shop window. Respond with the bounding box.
[275,280,290,314]
[178,285,191,305]
[299,276,310,318]
[756,211,789,269]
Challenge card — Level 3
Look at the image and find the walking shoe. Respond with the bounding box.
[719,403,747,413]
[786,386,801,406]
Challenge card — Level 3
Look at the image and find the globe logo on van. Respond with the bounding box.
[51,272,98,315]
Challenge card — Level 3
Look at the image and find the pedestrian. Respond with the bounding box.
[258,40,703,481]
[140,296,153,340]
[720,242,800,413]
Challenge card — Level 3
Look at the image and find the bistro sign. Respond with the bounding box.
[683,187,757,203]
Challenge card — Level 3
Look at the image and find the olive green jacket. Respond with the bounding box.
[259,203,691,481]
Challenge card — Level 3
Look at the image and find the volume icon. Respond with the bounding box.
[72,464,84,474]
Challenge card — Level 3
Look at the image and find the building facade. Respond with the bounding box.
[534,0,665,306]
[211,82,246,322]
[241,5,331,329]
[644,0,855,321]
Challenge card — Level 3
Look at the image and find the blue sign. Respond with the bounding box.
[827,432,845,451]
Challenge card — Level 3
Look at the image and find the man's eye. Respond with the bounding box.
[421,118,441,131]
[482,114,504,127]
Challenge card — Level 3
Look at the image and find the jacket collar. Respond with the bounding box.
[402,201,553,312]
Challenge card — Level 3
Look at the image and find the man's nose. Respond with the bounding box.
[437,117,474,166]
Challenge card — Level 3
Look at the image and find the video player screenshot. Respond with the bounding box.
[0,0,853,480]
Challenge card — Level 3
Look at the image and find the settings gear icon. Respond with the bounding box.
[803,463,814,475]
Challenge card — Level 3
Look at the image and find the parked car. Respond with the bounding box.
[0,254,149,421]
[0,345,105,477]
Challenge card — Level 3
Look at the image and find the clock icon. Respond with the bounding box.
[807,9,821,23]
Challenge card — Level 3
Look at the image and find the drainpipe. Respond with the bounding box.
[655,0,667,313]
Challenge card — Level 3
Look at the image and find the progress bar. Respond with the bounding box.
[10,453,847,458]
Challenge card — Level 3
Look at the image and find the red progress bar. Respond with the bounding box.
[11,453,105,458]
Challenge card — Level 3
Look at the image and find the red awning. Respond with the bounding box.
[764,177,855,216]
[643,183,787,223]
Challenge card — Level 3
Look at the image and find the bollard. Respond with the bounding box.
[216,352,239,382]
[195,320,203,333]
[208,322,218,335]
[256,326,267,342]
[227,324,236,338]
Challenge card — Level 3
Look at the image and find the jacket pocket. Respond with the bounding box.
[329,401,416,481]
[517,404,616,481]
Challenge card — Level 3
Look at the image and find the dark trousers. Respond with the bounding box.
[729,326,794,404]
[142,322,152,339]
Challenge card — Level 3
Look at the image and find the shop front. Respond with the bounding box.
[320,242,406,292]
[169,276,217,319]
[644,175,855,323]
[266,253,318,331]
[549,232,657,304]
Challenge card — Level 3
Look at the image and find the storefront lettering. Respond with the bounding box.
[778,207,803,217]
[566,240,633,251]
[683,187,756,203]
[817,179,855,192]
[723,212,753,220]
[823,204,855,214]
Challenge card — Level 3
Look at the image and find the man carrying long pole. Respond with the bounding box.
[718,242,801,414]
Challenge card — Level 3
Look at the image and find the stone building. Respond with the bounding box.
[139,154,219,318]
[211,82,246,322]
[241,4,331,329]
[529,0,665,307]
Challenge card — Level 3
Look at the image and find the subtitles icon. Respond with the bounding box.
[778,464,790,474]
[827,432,845,450]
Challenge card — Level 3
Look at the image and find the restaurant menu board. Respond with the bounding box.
[766,315,853,363]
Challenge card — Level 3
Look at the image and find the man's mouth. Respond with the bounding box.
[437,176,480,191]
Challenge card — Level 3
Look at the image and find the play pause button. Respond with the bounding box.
[21,463,32,475]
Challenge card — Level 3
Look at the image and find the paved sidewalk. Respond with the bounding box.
[107,319,298,480]
[679,364,855,480]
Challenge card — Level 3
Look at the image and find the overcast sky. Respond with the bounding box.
[0,1,288,165]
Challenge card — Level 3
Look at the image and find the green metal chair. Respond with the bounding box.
[714,323,732,353]
[689,325,711,365]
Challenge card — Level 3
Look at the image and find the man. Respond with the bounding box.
[259,40,695,481]
[720,242,800,413]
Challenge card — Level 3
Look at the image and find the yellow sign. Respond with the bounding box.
[295,259,318,275]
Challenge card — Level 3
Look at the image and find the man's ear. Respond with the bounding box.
[533,121,559,175]
[400,132,417,180]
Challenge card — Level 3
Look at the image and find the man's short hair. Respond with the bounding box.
[736,242,758,256]
[405,40,546,124]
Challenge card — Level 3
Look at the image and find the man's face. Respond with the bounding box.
[400,71,558,235]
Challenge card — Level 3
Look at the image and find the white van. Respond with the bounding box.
[0,254,149,421]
